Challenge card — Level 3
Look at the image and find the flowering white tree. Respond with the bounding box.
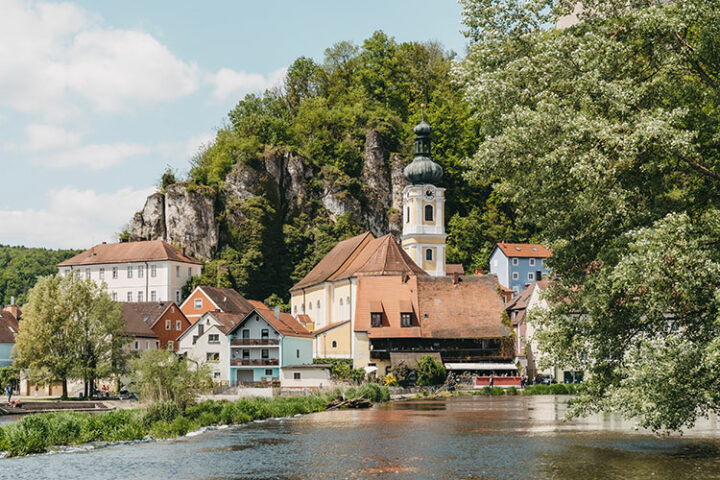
[459,0,720,431]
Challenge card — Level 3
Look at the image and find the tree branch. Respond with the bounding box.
[681,155,720,182]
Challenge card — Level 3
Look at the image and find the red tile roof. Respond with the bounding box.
[506,280,549,325]
[291,232,374,291]
[335,235,428,280]
[122,303,160,338]
[445,264,465,275]
[496,242,552,258]
[59,240,202,266]
[200,286,255,316]
[0,311,19,344]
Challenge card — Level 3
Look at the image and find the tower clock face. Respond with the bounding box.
[424,187,435,200]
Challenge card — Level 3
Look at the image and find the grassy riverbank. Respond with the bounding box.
[0,384,390,458]
[412,383,581,399]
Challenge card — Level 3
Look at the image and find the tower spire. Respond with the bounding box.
[403,105,443,185]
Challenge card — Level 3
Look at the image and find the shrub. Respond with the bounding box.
[143,402,180,427]
[415,356,447,386]
[506,387,519,395]
[357,384,390,402]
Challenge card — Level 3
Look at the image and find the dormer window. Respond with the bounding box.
[371,313,382,328]
[401,313,411,327]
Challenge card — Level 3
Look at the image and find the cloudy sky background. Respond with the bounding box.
[0,0,465,250]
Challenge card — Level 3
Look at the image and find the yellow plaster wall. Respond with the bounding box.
[317,322,352,357]
[422,246,437,272]
[353,332,371,369]
[331,282,352,321]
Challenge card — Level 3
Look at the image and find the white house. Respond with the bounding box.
[176,311,236,382]
[58,240,202,304]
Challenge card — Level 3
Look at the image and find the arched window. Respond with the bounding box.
[316,300,320,309]
[406,207,410,223]
[332,340,337,348]
[339,298,343,306]
[425,248,433,261]
[346,296,350,305]
[424,204,434,222]
[308,302,312,311]
[293,305,297,314]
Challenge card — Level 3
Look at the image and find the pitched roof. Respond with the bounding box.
[354,274,509,339]
[122,303,160,338]
[506,279,549,325]
[0,311,19,344]
[495,242,552,259]
[291,232,374,291]
[208,312,247,334]
[445,264,465,275]
[230,307,313,338]
[313,319,350,337]
[59,240,202,266]
[334,235,428,280]
[200,286,255,316]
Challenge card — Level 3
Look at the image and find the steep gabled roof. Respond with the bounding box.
[229,308,312,338]
[0,311,19,344]
[59,240,202,266]
[313,320,351,337]
[495,242,552,259]
[506,279,549,325]
[122,303,160,338]
[200,286,255,316]
[335,235,428,280]
[291,232,375,291]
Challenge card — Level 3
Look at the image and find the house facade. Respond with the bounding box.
[58,240,202,304]
[122,302,190,352]
[489,242,552,293]
[0,308,19,367]
[180,285,254,325]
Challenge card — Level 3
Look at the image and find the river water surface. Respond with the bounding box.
[2,396,720,480]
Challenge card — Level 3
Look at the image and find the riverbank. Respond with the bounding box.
[391,383,580,400]
[0,384,389,458]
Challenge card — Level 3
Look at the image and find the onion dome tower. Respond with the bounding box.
[401,106,446,277]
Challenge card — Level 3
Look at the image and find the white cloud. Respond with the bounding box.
[0,186,155,249]
[206,67,287,101]
[4,124,81,152]
[0,0,199,118]
[33,143,152,170]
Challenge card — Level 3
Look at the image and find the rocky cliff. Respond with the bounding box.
[129,128,407,262]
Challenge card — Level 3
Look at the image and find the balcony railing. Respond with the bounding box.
[230,358,279,366]
[230,338,279,346]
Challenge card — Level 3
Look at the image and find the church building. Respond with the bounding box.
[290,114,513,374]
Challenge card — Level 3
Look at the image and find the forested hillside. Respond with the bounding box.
[129,31,538,303]
[0,245,80,305]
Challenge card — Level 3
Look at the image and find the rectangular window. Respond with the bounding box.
[296,349,300,358]
[145,341,150,350]
[529,258,536,267]
[188,267,192,277]
[138,291,144,302]
[176,266,180,277]
[176,291,180,302]
[294,372,301,380]
[167,340,174,350]
[151,265,157,277]
[166,319,171,330]
[151,291,157,301]
[371,313,382,328]
[242,350,249,359]
[138,265,144,278]
[512,258,519,266]
[425,248,433,261]
[528,272,535,281]
[208,334,220,344]
[112,267,118,279]
[265,369,273,376]
[261,329,269,338]
[127,266,133,278]
[401,313,411,327]
[112,292,118,301]
[176,320,182,330]
[85,268,90,280]
[206,352,219,361]
[242,329,250,339]
[134,341,138,350]
[261,349,269,359]
[99,268,104,280]
[194,298,203,310]
[155,341,159,349]
[127,292,133,302]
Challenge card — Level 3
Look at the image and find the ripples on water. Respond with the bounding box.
[2,396,720,480]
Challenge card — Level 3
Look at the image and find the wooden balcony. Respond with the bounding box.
[230,338,279,346]
[230,358,279,367]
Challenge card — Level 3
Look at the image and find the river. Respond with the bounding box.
[2,395,720,480]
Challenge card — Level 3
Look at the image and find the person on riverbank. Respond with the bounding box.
[6,384,12,403]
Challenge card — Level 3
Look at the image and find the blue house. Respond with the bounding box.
[0,309,20,367]
[489,243,552,294]
[227,305,313,384]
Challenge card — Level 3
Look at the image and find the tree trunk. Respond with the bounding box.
[62,377,68,399]
[84,378,89,399]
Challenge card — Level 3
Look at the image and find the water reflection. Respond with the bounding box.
[1,396,719,480]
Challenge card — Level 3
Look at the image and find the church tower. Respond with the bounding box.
[401,109,446,277]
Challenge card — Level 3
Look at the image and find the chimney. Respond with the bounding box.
[274,306,281,319]
[475,269,483,275]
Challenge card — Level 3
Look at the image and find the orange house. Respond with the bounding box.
[180,285,255,324]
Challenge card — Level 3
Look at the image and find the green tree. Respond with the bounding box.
[459,0,720,431]
[130,349,212,411]
[415,355,447,386]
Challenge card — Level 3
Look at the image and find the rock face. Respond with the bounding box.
[130,129,410,261]
[130,185,218,260]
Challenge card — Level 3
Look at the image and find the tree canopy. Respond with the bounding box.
[459,0,720,431]
[0,245,79,305]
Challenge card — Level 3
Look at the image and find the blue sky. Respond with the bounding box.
[0,0,466,249]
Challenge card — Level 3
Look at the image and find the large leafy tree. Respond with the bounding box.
[13,274,128,398]
[459,0,720,431]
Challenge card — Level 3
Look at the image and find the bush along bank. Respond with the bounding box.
[412,383,581,399]
[0,386,390,458]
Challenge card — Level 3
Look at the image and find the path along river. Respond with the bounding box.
[2,395,720,480]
